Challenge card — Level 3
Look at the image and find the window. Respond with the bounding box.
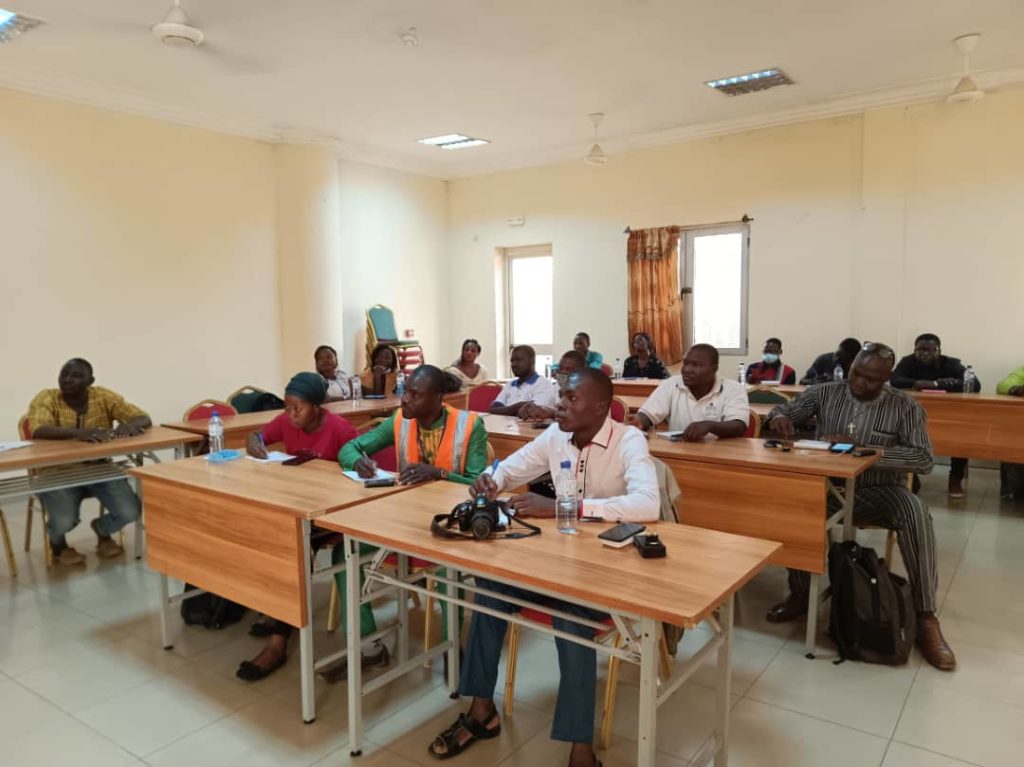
[501,245,553,374]
[680,223,749,355]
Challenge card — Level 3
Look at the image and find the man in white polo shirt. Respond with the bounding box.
[635,343,750,440]
[489,345,558,417]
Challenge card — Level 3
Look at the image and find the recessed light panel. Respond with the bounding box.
[418,133,489,149]
[0,8,43,43]
[705,68,792,96]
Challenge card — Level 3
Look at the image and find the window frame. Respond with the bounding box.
[680,222,750,356]
[503,244,554,360]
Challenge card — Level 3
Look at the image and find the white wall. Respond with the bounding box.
[337,161,449,374]
[0,88,281,435]
[447,88,1024,389]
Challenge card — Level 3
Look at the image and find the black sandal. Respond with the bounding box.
[428,709,501,760]
[235,654,287,682]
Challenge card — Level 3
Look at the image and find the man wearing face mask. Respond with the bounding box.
[764,342,956,671]
[745,337,797,384]
[891,333,978,499]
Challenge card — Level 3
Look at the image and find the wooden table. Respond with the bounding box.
[130,455,415,723]
[912,392,1024,463]
[161,396,401,450]
[482,415,878,655]
[316,480,779,767]
[0,427,201,576]
[611,378,664,398]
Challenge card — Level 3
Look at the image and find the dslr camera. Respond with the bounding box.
[451,495,507,540]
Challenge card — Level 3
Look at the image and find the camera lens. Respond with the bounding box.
[471,515,493,540]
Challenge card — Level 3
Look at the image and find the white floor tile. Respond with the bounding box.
[76,665,264,757]
[895,684,1024,767]
[913,639,1024,710]
[0,712,139,767]
[728,698,889,767]
[0,607,111,676]
[499,727,689,767]
[0,677,65,742]
[882,741,980,767]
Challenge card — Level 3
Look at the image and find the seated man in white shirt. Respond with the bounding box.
[518,349,587,421]
[428,369,659,767]
[489,344,558,417]
[635,343,750,440]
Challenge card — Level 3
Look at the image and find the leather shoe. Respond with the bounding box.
[766,593,808,623]
[917,615,956,671]
[948,478,966,499]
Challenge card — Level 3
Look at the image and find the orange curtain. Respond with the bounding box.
[626,226,684,366]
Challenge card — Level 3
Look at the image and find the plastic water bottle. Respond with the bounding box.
[963,366,977,394]
[350,375,362,400]
[395,371,406,397]
[208,410,224,455]
[738,362,746,383]
[833,362,844,381]
[613,357,623,379]
[555,459,578,535]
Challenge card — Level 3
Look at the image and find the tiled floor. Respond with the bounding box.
[1,468,1022,766]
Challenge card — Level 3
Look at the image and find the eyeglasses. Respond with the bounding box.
[861,342,895,359]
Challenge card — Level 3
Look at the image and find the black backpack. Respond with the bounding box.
[827,541,916,665]
[180,584,248,630]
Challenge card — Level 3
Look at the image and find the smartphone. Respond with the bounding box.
[830,443,855,454]
[282,453,316,466]
[852,448,877,457]
[531,420,553,429]
[364,478,396,488]
[363,394,387,399]
[597,523,646,543]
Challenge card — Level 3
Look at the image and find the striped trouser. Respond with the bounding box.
[788,484,938,613]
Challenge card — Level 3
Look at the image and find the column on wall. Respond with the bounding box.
[273,143,344,379]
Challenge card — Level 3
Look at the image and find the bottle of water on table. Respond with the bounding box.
[555,459,578,534]
[350,375,362,400]
[738,362,746,383]
[833,362,844,381]
[208,410,224,456]
[395,371,406,397]
[963,366,977,394]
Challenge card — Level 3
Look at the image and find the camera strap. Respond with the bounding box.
[429,511,542,540]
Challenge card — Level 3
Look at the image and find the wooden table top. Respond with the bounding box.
[130,453,413,519]
[911,391,1024,405]
[649,436,880,478]
[315,480,780,628]
[482,413,548,441]
[0,426,202,472]
[161,396,401,436]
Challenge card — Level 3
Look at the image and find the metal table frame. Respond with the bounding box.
[342,537,737,767]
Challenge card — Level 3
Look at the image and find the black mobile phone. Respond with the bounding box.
[363,394,387,399]
[364,478,396,488]
[852,448,877,457]
[282,453,316,466]
[598,523,646,543]
[531,420,553,429]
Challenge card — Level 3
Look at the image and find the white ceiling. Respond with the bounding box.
[2,0,1023,178]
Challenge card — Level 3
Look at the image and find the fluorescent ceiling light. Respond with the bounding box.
[418,133,471,146]
[705,68,792,96]
[0,8,44,42]
[439,139,490,150]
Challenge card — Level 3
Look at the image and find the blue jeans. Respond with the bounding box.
[38,479,140,546]
[459,577,607,743]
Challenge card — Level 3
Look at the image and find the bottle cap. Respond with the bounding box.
[560,460,571,469]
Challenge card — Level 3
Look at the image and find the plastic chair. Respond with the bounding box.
[609,396,629,423]
[227,385,270,413]
[466,382,503,413]
[183,400,238,421]
[745,411,761,438]
[747,386,793,405]
[365,304,424,374]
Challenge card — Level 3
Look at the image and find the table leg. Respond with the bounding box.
[637,615,658,766]
[346,535,364,756]
[397,553,409,665]
[299,519,316,725]
[804,573,820,659]
[446,567,461,697]
[841,477,856,542]
[715,596,734,767]
[158,574,174,650]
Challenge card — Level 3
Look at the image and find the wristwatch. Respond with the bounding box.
[438,468,449,480]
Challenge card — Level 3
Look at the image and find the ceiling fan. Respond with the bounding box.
[946,33,984,104]
[151,0,203,47]
[584,113,607,165]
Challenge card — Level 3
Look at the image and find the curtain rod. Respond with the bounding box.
[623,214,753,234]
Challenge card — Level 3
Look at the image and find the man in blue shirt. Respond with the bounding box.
[490,345,557,416]
[573,332,605,369]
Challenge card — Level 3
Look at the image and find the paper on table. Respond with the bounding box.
[793,439,832,451]
[245,451,293,464]
[342,469,396,482]
[653,431,685,440]
[0,441,32,452]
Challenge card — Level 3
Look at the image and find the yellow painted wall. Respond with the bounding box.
[447,88,1024,389]
[0,88,281,432]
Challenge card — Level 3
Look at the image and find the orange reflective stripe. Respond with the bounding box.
[395,405,478,474]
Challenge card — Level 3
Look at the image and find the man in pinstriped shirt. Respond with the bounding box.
[764,342,956,671]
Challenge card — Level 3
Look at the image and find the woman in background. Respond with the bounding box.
[315,344,352,401]
[360,344,399,395]
[446,338,489,388]
[622,332,669,379]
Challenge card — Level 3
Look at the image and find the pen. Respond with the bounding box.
[359,446,377,471]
